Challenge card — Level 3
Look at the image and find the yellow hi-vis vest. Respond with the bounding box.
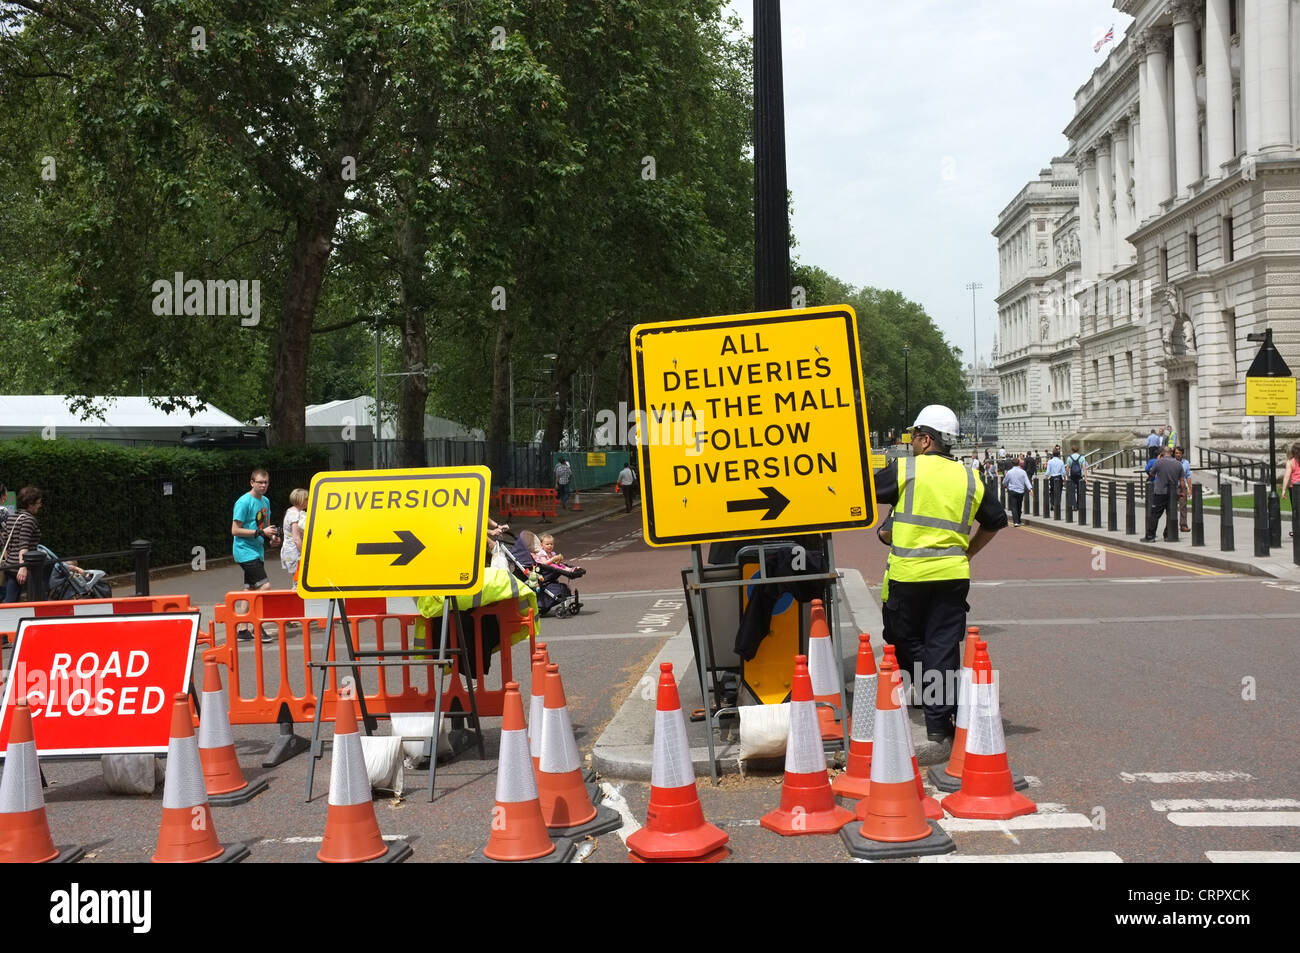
[887,454,983,583]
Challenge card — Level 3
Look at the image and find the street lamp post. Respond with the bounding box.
[902,343,911,435]
[965,281,983,447]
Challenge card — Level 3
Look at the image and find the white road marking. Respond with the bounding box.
[598,782,642,845]
[1120,770,1255,783]
[920,851,1123,863]
[939,813,1094,832]
[1206,851,1300,863]
[1152,798,1300,812]
[272,834,407,844]
[540,631,679,642]
[1166,812,1300,827]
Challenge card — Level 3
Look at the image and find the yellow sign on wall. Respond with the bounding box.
[298,467,489,598]
[630,306,875,547]
[586,452,607,468]
[1245,376,1298,417]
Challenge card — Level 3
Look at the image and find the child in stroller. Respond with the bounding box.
[503,530,584,618]
[40,544,112,600]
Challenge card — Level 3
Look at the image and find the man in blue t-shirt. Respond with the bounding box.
[231,468,280,642]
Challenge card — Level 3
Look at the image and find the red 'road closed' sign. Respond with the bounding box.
[0,612,199,757]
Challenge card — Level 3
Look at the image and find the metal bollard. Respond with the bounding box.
[1054,479,1062,520]
[1192,484,1205,547]
[132,538,152,597]
[1125,482,1135,535]
[21,548,49,601]
[1065,482,1073,521]
[1108,481,1117,532]
[1220,483,1234,551]
[1092,481,1102,528]
[1292,485,1300,566]
[1032,479,1040,517]
[1165,487,1179,542]
[1254,484,1269,557]
[1077,482,1087,525]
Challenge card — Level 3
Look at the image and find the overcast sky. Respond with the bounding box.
[726,0,1132,368]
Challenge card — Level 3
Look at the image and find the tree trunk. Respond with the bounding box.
[488,316,514,478]
[395,219,429,469]
[271,206,337,445]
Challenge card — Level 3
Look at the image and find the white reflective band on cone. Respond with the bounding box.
[954,668,973,730]
[328,735,372,807]
[808,636,837,697]
[539,707,581,774]
[0,740,44,812]
[162,736,210,809]
[850,674,877,743]
[651,709,695,789]
[899,691,917,758]
[496,729,539,803]
[965,681,1006,756]
[198,689,235,748]
[529,694,545,757]
[786,700,826,775]
[869,708,914,784]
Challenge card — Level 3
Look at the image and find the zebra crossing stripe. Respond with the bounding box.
[1206,851,1300,863]
[1166,812,1300,827]
[1152,798,1300,812]
[920,851,1123,863]
[1119,770,1254,783]
[938,813,1092,832]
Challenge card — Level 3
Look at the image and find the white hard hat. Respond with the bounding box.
[910,404,960,446]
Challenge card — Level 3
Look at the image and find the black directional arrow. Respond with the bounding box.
[355,530,425,566]
[726,486,790,521]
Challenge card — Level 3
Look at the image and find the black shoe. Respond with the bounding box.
[1140,536,1156,542]
[237,627,254,642]
[926,726,955,744]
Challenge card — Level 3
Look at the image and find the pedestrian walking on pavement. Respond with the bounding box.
[872,405,1007,742]
[231,468,280,642]
[617,461,636,513]
[555,457,573,509]
[1002,458,1032,527]
[1142,448,1183,542]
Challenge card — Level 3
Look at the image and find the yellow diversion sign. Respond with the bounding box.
[298,466,489,598]
[631,305,875,546]
[1245,377,1297,417]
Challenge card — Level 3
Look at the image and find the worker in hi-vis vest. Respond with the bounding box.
[872,405,1008,743]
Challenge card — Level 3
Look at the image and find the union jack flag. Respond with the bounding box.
[1094,25,1115,53]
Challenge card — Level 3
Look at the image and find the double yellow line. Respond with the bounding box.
[1020,525,1224,576]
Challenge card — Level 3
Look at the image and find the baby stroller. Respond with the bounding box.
[40,544,112,600]
[500,531,584,618]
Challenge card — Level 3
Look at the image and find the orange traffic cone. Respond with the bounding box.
[831,633,876,799]
[627,663,728,862]
[760,655,853,836]
[154,694,248,863]
[317,692,411,863]
[873,645,942,821]
[571,491,583,512]
[929,631,980,792]
[529,648,548,775]
[807,599,844,741]
[0,699,83,863]
[941,645,1037,820]
[198,658,268,805]
[474,682,573,863]
[841,654,953,859]
[536,664,621,838]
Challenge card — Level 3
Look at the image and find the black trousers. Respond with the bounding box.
[622,485,633,512]
[1147,493,1172,537]
[883,579,969,731]
[1048,475,1063,515]
[1008,490,1024,524]
[1067,478,1083,508]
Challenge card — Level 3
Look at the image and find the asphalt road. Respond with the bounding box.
[10,506,1300,874]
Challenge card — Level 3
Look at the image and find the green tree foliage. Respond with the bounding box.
[793,263,969,441]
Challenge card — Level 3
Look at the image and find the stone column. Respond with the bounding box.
[1205,0,1234,174]
[1259,0,1293,153]
[1078,151,1098,283]
[1172,2,1202,193]
[1128,104,1142,225]
[1096,137,1116,275]
[1112,121,1134,263]
[1142,27,1173,214]
[1243,0,1261,153]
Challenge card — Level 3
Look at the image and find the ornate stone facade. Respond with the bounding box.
[996,0,1300,459]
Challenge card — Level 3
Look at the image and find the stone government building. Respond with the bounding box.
[995,0,1300,464]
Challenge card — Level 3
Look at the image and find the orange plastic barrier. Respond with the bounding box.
[494,488,559,520]
[203,589,535,728]
[0,594,196,646]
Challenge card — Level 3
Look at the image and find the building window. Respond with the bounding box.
[1223,215,1234,262]
[1160,245,1169,282]
[1037,220,1046,232]
[1127,351,1136,392]
[1189,232,1198,273]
